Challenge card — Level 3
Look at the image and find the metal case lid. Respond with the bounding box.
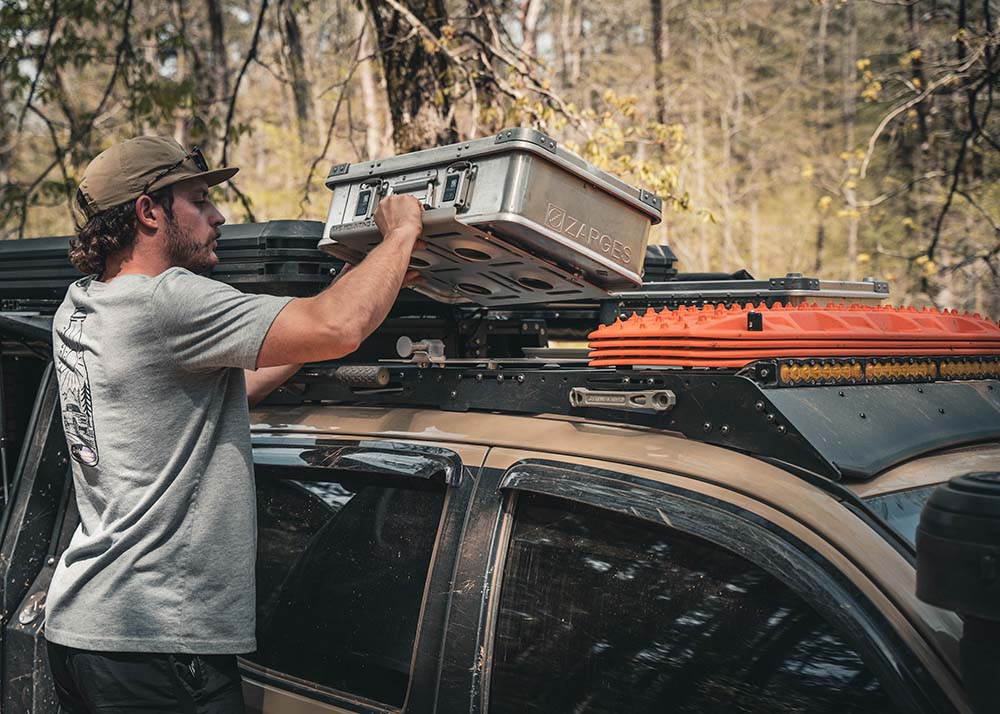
[324,128,663,224]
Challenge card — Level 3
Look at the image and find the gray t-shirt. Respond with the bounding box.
[46,268,292,654]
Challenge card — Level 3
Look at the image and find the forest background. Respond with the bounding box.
[2,0,998,314]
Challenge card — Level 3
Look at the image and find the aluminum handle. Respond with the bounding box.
[569,387,676,413]
[388,171,439,205]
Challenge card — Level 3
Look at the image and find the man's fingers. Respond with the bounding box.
[373,194,424,239]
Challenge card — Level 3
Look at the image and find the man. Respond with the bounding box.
[46,136,423,713]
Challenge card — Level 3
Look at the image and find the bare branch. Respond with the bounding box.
[297,30,365,217]
[28,104,75,223]
[220,0,269,167]
[855,171,947,208]
[927,133,970,260]
[12,0,134,238]
[227,180,256,223]
[859,44,986,178]
[956,188,1000,233]
[15,0,60,134]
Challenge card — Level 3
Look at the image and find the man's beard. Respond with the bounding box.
[164,216,216,274]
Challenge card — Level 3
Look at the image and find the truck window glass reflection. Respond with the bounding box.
[863,486,936,546]
[249,469,445,706]
[490,493,903,714]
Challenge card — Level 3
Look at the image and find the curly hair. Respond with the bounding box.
[69,186,175,275]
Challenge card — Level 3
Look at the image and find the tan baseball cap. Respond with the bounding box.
[76,136,238,218]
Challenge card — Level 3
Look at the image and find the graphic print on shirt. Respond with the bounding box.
[56,308,99,466]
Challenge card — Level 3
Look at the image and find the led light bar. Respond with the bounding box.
[765,356,1000,387]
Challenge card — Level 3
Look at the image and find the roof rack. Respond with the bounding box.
[265,355,1000,483]
[3,220,997,483]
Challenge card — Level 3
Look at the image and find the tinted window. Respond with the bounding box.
[0,352,48,502]
[247,467,446,706]
[864,486,936,546]
[490,493,903,714]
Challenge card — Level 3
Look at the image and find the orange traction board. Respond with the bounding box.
[588,303,1000,368]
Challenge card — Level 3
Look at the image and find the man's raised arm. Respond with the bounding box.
[255,194,423,368]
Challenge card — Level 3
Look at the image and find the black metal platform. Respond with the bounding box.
[262,361,1000,483]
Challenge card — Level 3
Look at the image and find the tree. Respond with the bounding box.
[364,0,457,152]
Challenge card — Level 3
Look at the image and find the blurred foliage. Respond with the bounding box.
[1,0,998,315]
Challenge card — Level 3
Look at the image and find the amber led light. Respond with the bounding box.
[779,360,862,386]
[867,359,938,383]
[940,357,1000,379]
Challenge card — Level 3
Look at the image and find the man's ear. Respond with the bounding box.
[135,195,159,232]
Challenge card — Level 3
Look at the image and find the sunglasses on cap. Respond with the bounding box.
[142,145,209,195]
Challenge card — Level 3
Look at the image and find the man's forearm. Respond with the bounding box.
[246,363,303,408]
[254,196,423,368]
[316,229,417,342]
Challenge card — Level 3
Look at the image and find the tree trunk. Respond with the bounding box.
[813,0,829,275]
[0,74,12,188]
[720,38,747,272]
[279,0,313,146]
[170,0,192,145]
[694,46,709,272]
[842,4,859,281]
[521,0,542,59]
[366,0,457,153]
[570,2,583,86]
[197,0,229,149]
[206,0,228,119]
[357,12,383,159]
[815,0,829,135]
[559,0,572,86]
[559,0,583,87]
[651,0,668,125]
[814,223,825,274]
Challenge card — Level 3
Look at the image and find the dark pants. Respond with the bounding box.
[46,642,244,714]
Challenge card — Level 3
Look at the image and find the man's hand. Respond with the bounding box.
[374,194,423,243]
[245,364,302,408]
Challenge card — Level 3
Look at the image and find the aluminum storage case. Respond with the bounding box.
[319,128,663,305]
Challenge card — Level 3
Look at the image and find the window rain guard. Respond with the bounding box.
[253,440,462,486]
